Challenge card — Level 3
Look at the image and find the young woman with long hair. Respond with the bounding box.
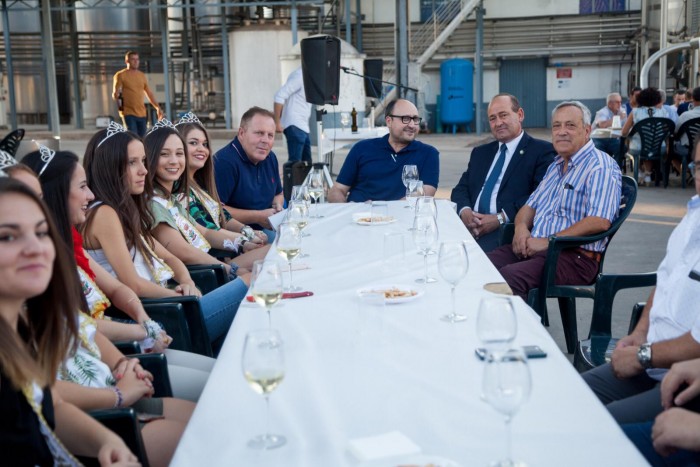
[21,150,213,402]
[81,125,246,346]
[0,178,138,466]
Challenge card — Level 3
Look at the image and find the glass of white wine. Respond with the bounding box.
[307,171,325,218]
[291,184,310,204]
[242,329,286,450]
[287,200,310,238]
[250,259,284,327]
[275,222,302,292]
[340,112,351,131]
[412,214,438,284]
[402,165,419,208]
[482,349,531,466]
[437,241,469,322]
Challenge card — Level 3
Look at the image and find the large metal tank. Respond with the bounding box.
[440,58,473,132]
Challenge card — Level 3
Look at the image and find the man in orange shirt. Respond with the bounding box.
[112,50,163,136]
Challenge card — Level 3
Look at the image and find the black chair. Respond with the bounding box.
[506,176,638,353]
[84,408,150,466]
[573,272,657,372]
[669,117,700,188]
[0,128,24,157]
[186,263,229,295]
[625,117,675,186]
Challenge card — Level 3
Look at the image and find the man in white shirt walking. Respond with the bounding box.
[274,67,313,163]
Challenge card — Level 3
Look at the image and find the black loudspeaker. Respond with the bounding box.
[363,59,383,99]
[300,36,341,105]
[282,161,312,201]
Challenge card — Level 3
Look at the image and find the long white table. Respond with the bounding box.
[172,200,647,467]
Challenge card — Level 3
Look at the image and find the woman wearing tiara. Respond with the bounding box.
[176,112,268,247]
[22,147,213,402]
[0,177,139,466]
[81,123,246,348]
[143,119,267,274]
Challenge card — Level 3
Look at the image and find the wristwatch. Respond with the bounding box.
[637,343,653,369]
[241,225,255,241]
[496,211,506,225]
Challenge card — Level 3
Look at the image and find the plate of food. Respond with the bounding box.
[352,212,397,226]
[359,454,464,467]
[357,284,424,304]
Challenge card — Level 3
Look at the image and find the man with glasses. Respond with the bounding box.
[451,93,555,252]
[591,92,627,158]
[328,99,439,203]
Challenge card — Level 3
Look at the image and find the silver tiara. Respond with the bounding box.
[0,150,18,171]
[175,112,202,127]
[97,121,127,148]
[148,118,176,134]
[34,140,56,176]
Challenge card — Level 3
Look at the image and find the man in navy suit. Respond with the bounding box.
[450,93,555,251]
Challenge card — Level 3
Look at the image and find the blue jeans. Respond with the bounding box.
[199,276,247,342]
[123,115,148,137]
[623,421,700,466]
[283,125,312,163]
[592,137,621,158]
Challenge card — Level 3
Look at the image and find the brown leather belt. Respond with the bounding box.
[576,248,602,263]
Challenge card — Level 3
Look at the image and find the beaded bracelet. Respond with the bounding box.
[112,387,124,408]
[143,319,163,340]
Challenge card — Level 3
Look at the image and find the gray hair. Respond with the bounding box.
[659,88,667,102]
[552,101,592,126]
[606,92,622,103]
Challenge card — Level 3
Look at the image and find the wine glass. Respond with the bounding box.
[250,259,284,327]
[242,329,286,450]
[275,222,302,292]
[415,196,438,253]
[287,200,310,238]
[402,165,419,208]
[482,349,531,466]
[476,297,517,354]
[340,112,351,131]
[412,214,438,284]
[437,241,469,322]
[307,171,325,219]
[291,184,310,204]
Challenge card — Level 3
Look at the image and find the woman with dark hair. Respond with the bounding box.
[22,148,213,402]
[176,113,268,247]
[621,86,670,185]
[144,120,265,273]
[81,124,246,346]
[0,177,139,466]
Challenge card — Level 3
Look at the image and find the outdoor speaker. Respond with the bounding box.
[363,59,383,99]
[301,36,341,105]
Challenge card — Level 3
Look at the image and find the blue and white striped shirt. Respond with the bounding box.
[527,140,621,252]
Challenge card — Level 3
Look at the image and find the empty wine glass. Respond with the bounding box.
[476,297,517,354]
[415,196,438,253]
[242,329,286,450]
[407,180,424,209]
[437,241,469,322]
[307,171,325,219]
[250,259,284,327]
[291,184,310,204]
[412,214,438,284]
[275,222,302,292]
[402,165,419,208]
[482,349,531,466]
[340,112,351,131]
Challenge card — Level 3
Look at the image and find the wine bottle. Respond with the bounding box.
[351,106,358,133]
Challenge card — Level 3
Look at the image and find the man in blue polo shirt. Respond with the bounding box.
[213,106,284,238]
[327,99,439,203]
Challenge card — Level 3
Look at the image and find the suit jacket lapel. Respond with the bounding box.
[499,132,530,190]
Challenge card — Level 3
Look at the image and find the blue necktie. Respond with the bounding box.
[478,144,507,214]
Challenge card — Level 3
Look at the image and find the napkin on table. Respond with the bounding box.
[347,431,421,462]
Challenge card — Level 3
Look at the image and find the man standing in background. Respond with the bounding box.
[274,67,313,163]
[113,50,163,137]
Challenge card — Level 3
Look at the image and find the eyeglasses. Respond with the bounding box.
[689,162,700,175]
[388,114,422,125]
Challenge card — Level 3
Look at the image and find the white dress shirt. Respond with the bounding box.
[273,67,312,133]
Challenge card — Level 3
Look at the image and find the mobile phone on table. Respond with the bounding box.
[474,345,547,360]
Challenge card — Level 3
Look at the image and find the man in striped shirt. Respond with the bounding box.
[487,101,622,300]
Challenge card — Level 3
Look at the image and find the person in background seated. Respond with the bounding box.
[659,89,679,125]
[591,92,628,158]
[451,93,554,252]
[673,89,687,108]
[625,86,642,116]
[213,107,284,241]
[678,89,693,116]
[582,140,700,425]
[486,101,621,301]
[328,98,440,203]
[0,178,139,466]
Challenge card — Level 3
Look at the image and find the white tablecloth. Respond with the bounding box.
[172,200,647,467]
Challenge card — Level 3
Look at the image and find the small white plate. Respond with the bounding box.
[352,212,397,226]
[357,284,424,304]
[358,454,463,467]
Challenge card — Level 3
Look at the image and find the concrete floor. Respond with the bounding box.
[22,125,690,360]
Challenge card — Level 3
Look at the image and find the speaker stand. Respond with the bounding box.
[312,106,334,189]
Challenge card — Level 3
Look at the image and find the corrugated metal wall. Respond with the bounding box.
[499,58,547,128]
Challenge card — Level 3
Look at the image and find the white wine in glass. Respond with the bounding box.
[437,241,469,322]
[287,200,310,238]
[482,349,531,467]
[402,165,419,208]
[242,329,286,450]
[275,222,303,292]
[250,259,284,327]
[307,171,325,218]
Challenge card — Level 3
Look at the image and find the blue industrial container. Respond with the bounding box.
[440,58,473,133]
